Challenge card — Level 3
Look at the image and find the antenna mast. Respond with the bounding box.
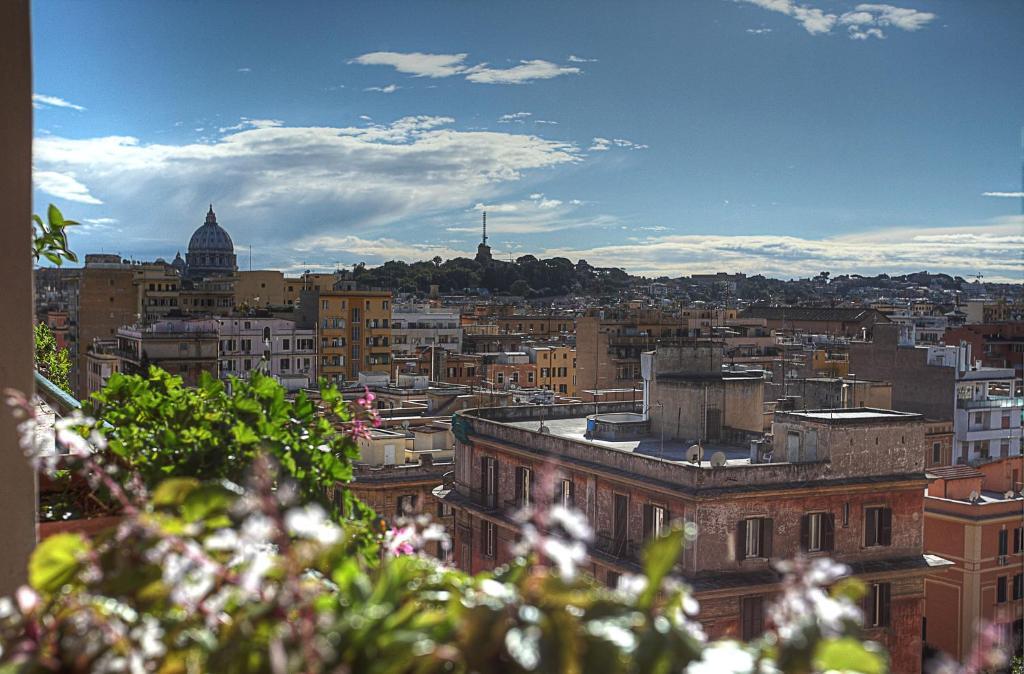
[482,210,488,245]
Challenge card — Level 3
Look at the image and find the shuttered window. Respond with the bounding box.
[864,507,892,547]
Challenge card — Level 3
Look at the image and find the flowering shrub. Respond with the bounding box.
[1,383,909,673]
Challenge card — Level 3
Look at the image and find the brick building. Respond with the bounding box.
[923,458,1024,662]
[945,323,1024,379]
[441,403,950,673]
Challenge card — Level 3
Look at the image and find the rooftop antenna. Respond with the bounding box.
[482,210,488,246]
[248,244,252,271]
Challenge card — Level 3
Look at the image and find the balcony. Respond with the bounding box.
[958,397,1024,410]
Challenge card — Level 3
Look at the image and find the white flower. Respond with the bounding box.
[685,641,756,674]
[284,504,341,545]
[548,506,593,542]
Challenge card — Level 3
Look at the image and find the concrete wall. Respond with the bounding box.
[849,324,955,420]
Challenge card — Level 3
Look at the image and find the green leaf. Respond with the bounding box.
[638,525,684,609]
[231,421,260,445]
[182,484,238,523]
[152,477,201,507]
[814,637,887,674]
[47,203,64,227]
[29,532,88,593]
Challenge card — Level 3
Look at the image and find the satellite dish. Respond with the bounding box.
[968,490,980,502]
[1005,490,1015,500]
[710,451,727,468]
[686,444,703,464]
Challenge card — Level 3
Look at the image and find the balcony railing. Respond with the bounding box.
[958,397,1024,410]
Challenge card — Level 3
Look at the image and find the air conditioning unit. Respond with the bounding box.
[997,555,1010,566]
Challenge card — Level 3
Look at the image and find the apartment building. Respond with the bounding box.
[109,319,219,387]
[923,458,1024,661]
[134,262,182,319]
[216,316,316,390]
[390,305,462,356]
[946,323,1024,378]
[76,254,140,395]
[302,284,392,383]
[441,403,949,673]
[494,314,574,338]
[528,345,577,396]
[235,270,286,307]
[576,309,692,391]
[851,323,1024,462]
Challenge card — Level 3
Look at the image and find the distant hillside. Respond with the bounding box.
[350,255,632,297]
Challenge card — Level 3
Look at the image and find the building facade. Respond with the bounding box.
[216,316,317,390]
[390,305,462,356]
[442,404,949,674]
[923,458,1024,662]
[303,284,392,382]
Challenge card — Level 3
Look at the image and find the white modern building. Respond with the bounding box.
[216,316,317,390]
[954,365,1023,463]
[390,305,462,356]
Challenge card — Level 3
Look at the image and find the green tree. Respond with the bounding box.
[80,368,377,530]
[33,322,72,395]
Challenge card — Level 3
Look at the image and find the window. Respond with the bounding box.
[842,502,850,528]
[999,529,1009,556]
[397,494,417,517]
[932,442,941,464]
[481,457,498,508]
[1014,574,1023,600]
[643,503,668,540]
[864,583,891,628]
[280,358,290,371]
[556,479,574,508]
[801,512,834,553]
[283,338,290,350]
[612,493,628,552]
[1014,527,1023,554]
[737,517,772,560]
[514,466,533,508]
[864,507,892,547]
[607,570,620,588]
[741,596,765,640]
[481,520,496,558]
[997,576,1007,604]
[436,501,452,517]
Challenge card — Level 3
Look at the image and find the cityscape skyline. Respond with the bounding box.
[30,0,1024,281]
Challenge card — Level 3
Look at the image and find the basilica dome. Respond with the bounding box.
[184,205,237,279]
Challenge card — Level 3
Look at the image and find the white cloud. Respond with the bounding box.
[498,112,532,123]
[217,118,284,133]
[364,84,399,93]
[464,60,580,84]
[746,28,774,34]
[237,67,252,73]
[534,120,559,125]
[32,94,85,111]
[738,0,935,39]
[589,137,648,151]
[33,170,102,204]
[351,51,581,84]
[983,191,1024,198]
[537,217,1024,281]
[567,54,598,63]
[32,116,581,250]
[444,195,613,234]
[349,52,470,78]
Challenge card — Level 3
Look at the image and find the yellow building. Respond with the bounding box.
[316,286,392,382]
[530,345,577,396]
[811,348,849,377]
[235,270,285,307]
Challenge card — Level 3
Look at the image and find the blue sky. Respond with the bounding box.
[31,0,1023,281]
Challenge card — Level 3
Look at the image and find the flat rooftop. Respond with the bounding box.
[777,407,921,423]
[507,416,753,467]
